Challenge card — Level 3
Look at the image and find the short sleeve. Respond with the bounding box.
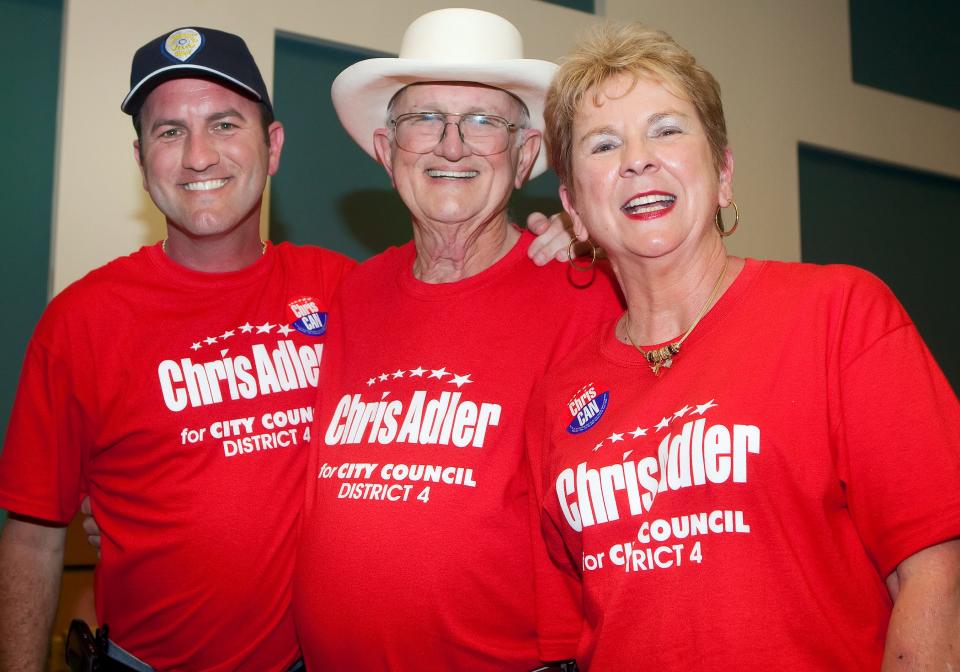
[0,325,89,524]
[836,281,960,577]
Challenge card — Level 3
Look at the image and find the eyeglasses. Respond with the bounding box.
[389,112,519,155]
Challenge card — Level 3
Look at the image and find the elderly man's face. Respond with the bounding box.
[373,83,540,230]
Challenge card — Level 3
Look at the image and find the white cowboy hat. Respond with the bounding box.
[331,8,557,178]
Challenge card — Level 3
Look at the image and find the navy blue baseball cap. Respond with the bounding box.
[122,26,272,115]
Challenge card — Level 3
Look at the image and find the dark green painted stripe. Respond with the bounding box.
[850,0,960,110]
[0,0,63,528]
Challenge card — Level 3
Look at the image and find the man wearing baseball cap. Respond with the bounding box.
[0,26,355,671]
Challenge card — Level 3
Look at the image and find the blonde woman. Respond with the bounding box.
[526,22,960,670]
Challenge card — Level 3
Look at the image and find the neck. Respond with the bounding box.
[615,240,741,346]
[162,219,265,273]
[411,213,520,283]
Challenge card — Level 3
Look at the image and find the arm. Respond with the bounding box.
[882,538,960,670]
[526,212,573,266]
[0,514,68,672]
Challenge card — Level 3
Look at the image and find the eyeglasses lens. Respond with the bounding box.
[396,114,509,155]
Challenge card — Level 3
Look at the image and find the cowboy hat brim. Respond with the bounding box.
[331,57,558,178]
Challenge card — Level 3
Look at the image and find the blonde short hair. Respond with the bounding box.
[546,22,727,187]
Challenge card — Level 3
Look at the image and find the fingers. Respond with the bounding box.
[526,211,550,234]
[527,212,574,266]
[80,495,102,551]
[81,515,99,536]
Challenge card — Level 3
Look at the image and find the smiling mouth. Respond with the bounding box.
[183,179,228,191]
[426,169,479,179]
[622,193,676,216]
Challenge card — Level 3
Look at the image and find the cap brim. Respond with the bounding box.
[331,58,557,178]
[121,64,267,114]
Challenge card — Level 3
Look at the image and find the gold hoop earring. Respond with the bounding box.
[715,201,739,237]
[567,238,597,271]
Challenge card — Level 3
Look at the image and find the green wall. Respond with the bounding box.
[799,144,959,391]
[0,0,62,524]
[849,0,960,111]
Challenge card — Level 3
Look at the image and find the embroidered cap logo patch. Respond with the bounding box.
[164,28,203,62]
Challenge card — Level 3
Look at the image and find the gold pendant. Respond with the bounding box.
[650,357,674,376]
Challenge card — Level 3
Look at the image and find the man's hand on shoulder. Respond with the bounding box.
[527,211,573,266]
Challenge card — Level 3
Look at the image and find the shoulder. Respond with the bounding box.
[752,259,912,353]
[29,247,154,350]
[525,256,624,313]
[340,242,412,288]
[753,259,902,316]
[46,247,154,312]
[758,259,892,296]
[271,242,358,275]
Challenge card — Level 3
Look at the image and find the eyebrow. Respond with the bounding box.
[149,107,247,134]
[577,110,690,144]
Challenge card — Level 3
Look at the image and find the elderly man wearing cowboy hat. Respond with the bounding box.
[293,8,622,670]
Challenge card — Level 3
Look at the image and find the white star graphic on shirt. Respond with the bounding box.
[378,373,389,382]
[392,369,405,379]
[204,336,218,345]
[449,373,472,388]
[256,322,275,334]
[409,366,426,377]
[608,432,624,443]
[277,324,293,336]
[429,367,449,379]
[654,416,672,431]
[593,442,604,452]
[220,330,235,340]
[190,342,202,351]
[367,378,376,386]
[673,405,691,419]
[629,426,647,438]
[694,399,717,415]
[239,322,254,333]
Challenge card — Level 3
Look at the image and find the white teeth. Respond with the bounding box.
[184,179,228,191]
[426,170,478,178]
[623,194,675,209]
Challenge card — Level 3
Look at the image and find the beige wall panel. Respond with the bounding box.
[53,0,960,293]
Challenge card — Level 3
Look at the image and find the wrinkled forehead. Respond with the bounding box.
[390,81,524,119]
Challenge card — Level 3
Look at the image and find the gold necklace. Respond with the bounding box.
[623,257,729,376]
[161,239,267,255]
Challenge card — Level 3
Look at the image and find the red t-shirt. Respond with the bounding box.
[526,259,960,669]
[0,242,355,671]
[294,230,623,670]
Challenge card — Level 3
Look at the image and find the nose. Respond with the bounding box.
[433,119,472,161]
[619,138,656,177]
[182,132,220,172]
